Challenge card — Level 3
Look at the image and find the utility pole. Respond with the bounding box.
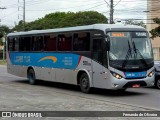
[110,0,114,24]
[23,0,25,30]
[18,0,25,31]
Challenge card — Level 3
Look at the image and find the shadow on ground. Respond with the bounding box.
[14,79,147,97]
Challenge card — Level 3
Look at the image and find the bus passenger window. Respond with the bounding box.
[32,36,43,51]
[44,34,56,51]
[19,37,31,51]
[58,33,72,51]
[73,32,90,51]
[8,37,14,51]
[14,37,19,51]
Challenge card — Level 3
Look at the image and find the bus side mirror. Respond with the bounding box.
[105,36,110,51]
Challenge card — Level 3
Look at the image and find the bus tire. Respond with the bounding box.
[28,69,36,85]
[155,78,160,89]
[79,73,91,93]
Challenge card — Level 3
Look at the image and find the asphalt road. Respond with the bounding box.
[0,65,160,119]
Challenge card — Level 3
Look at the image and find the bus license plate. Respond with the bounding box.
[132,84,140,88]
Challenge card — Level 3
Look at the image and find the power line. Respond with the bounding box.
[84,3,106,11]
[114,0,122,7]
[26,2,104,11]
[1,11,18,19]
[1,0,159,26]
[103,0,110,7]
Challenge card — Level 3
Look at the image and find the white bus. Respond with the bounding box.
[6,24,155,93]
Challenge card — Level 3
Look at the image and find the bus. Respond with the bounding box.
[6,24,155,93]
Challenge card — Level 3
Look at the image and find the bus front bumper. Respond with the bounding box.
[111,76,155,89]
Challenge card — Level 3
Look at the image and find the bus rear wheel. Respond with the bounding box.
[79,73,91,93]
[28,69,36,85]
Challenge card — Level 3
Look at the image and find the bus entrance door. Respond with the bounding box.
[92,38,105,88]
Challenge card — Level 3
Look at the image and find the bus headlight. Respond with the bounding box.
[148,71,154,77]
[111,71,123,79]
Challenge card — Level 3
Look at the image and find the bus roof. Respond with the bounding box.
[7,24,146,37]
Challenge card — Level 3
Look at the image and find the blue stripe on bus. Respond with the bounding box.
[10,52,80,69]
[125,71,146,79]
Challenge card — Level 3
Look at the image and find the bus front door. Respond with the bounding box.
[92,38,106,88]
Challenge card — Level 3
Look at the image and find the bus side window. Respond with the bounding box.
[58,33,72,51]
[19,37,31,51]
[44,34,56,51]
[8,37,19,51]
[14,37,19,51]
[32,36,43,51]
[73,32,90,51]
[8,37,14,51]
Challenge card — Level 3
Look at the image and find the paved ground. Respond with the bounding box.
[0,65,159,120]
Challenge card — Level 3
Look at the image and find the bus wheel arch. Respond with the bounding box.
[77,70,92,93]
[27,67,36,85]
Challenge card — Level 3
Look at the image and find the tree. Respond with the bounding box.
[12,20,26,32]
[150,18,160,39]
[12,11,108,31]
[0,32,3,45]
[0,25,11,45]
[125,20,146,28]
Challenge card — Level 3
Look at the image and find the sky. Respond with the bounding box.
[0,0,148,28]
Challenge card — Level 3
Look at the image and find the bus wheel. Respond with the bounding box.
[155,79,160,89]
[80,73,91,93]
[28,69,36,85]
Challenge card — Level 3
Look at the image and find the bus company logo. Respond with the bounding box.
[83,61,91,66]
[38,56,57,63]
[2,112,11,117]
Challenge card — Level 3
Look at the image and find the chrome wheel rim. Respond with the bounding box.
[81,77,89,89]
[29,72,34,83]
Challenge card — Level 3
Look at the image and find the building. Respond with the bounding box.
[147,0,160,60]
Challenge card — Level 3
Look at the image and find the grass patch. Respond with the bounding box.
[0,60,6,65]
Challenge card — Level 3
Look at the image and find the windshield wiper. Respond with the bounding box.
[132,41,148,67]
[122,41,132,68]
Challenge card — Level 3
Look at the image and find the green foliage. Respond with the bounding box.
[0,25,11,45]
[150,18,160,39]
[0,25,10,33]
[0,38,3,45]
[12,20,25,32]
[0,32,3,38]
[125,20,146,28]
[12,11,108,31]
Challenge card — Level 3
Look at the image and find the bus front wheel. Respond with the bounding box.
[80,73,91,93]
[155,78,160,89]
[28,69,36,85]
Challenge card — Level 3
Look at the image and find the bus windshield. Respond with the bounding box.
[108,32,153,60]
